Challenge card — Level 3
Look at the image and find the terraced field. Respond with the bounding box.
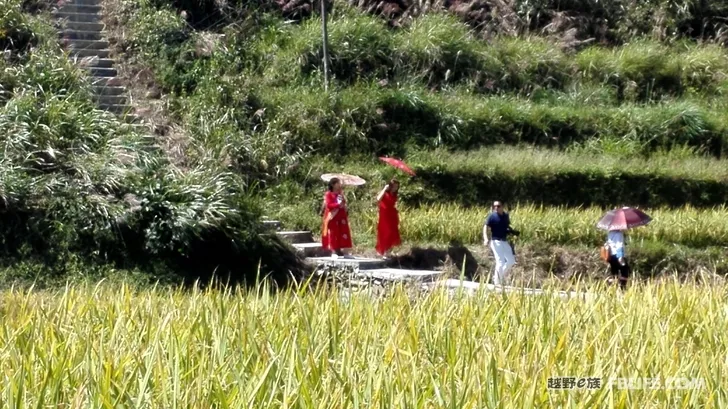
[89,0,728,281]
[4,1,728,407]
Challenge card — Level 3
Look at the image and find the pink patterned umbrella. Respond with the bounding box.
[597,207,652,231]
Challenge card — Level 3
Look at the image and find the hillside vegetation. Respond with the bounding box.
[99,0,728,278]
[0,0,304,287]
[3,0,728,283]
[3,4,727,407]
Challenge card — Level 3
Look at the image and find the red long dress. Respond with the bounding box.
[321,191,353,251]
[376,191,401,255]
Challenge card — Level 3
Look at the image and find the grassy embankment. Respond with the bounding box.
[0,0,304,288]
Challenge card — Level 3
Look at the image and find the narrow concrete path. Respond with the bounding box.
[267,219,596,301]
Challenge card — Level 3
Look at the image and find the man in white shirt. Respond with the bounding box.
[483,201,517,286]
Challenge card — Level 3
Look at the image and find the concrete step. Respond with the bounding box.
[93,85,126,95]
[73,56,114,68]
[61,30,103,41]
[261,220,281,231]
[68,0,103,5]
[93,94,127,105]
[292,243,329,258]
[58,4,102,14]
[90,76,122,86]
[66,39,110,50]
[277,231,315,244]
[100,104,133,114]
[69,48,111,58]
[54,11,103,22]
[307,256,386,271]
[360,268,443,282]
[62,21,105,31]
[86,66,117,77]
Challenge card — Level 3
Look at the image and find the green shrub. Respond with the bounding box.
[294,10,394,83]
[679,43,728,94]
[393,13,501,89]
[0,0,37,54]
[125,6,206,93]
[0,7,308,284]
[494,37,573,94]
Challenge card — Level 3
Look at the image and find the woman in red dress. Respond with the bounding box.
[376,179,401,258]
[321,178,353,257]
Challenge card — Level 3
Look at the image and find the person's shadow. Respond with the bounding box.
[385,240,481,280]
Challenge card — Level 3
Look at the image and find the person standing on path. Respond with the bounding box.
[375,179,401,259]
[321,178,353,258]
[605,229,630,290]
[483,201,516,286]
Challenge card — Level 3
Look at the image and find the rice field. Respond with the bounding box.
[278,203,728,249]
[0,282,725,407]
[395,204,728,247]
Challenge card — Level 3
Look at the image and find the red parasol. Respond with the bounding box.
[597,207,652,231]
[379,157,416,176]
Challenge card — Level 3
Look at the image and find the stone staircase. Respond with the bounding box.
[263,219,443,282]
[53,0,137,120]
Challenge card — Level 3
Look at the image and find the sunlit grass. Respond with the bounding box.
[0,281,725,407]
[396,204,728,247]
[276,200,728,249]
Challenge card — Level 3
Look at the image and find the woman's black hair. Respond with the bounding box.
[328,177,341,192]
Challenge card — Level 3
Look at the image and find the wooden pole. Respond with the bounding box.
[321,0,330,92]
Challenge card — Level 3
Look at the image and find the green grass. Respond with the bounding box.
[0,282,725,407]
[244,83,728,157]
[115,3,728,160]
[405,146,728,179]
[243,9,728,99]
[273,146,728,207]
[6,0,728,283]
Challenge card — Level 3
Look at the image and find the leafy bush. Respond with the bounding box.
[299,9,394,83]
[393,13,501,89]
[0,0,38,54]
[122,6,207,93]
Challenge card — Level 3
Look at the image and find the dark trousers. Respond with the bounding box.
[608,255,630,289]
